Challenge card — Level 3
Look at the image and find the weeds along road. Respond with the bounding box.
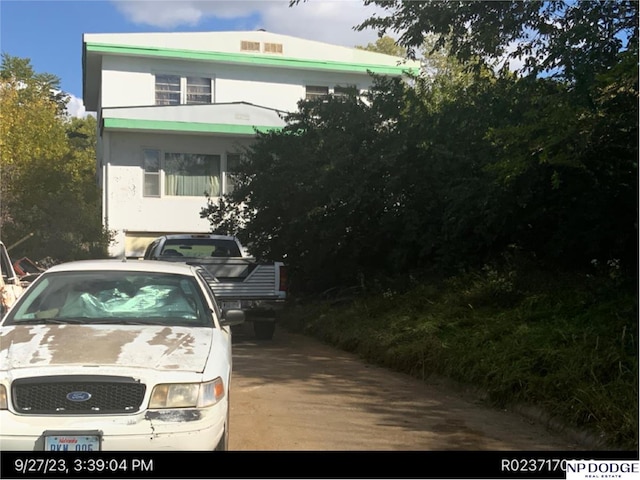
[229,323,584,451]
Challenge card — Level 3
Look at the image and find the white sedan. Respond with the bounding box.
[0,259,243,451]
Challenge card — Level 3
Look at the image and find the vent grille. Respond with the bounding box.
[241,41,260,52]
[12,376,146,415]
[264,42,283,54]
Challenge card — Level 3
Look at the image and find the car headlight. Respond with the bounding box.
[0,385,7,410]
[149,378,225,408]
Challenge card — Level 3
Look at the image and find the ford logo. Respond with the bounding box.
[66,391,92,402]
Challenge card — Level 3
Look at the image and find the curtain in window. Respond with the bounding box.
[165,153,220,197]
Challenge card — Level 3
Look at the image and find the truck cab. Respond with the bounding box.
[143,234,287,340]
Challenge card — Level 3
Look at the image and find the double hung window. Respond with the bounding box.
[155,75,213,105]
[143,150,161,196]
[155,75,181,105]
[186,77,212,104]
[333,85,358,98]
[305,85,361,100]
[305,85,329,100]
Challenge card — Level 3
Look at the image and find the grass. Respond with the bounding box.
[279,265,638,450]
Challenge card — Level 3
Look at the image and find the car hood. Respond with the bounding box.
[0,324,213,372]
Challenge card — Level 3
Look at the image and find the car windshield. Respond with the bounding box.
[3,270,212,327]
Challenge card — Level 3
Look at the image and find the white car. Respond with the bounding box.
[0,259,243,451]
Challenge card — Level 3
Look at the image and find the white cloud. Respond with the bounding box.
[113,0,208,27]
[111,0,384,48]
[260,1,382,48]
[65,94,95,119]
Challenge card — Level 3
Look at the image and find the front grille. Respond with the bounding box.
[12,375,146,415]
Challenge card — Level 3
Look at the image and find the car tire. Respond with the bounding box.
[253,320,275,340]
[214,426,228,451]
[215,402,230,451]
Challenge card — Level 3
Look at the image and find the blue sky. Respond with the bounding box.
[0,0,383,116]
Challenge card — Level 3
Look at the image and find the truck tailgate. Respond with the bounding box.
[195,262,286,301]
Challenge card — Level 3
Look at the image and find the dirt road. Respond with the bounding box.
[229,324,584,451]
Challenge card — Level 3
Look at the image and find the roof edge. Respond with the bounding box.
[84,42,421,76]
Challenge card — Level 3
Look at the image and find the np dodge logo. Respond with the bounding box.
[66,391,92,402]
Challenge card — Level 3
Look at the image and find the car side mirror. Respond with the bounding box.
[220,309,245,327]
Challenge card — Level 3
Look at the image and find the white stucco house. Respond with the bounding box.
[82,30,420,258]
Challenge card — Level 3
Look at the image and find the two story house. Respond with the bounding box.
[82,30,420,258]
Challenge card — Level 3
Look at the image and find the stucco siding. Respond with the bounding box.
[105,131,251,257]
[102,56,155,108]
[100,54,377,112]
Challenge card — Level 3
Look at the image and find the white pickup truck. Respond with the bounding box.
[0,241,25,317]
[143,234,286,340]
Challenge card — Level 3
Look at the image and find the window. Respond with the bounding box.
[305,85,329,100]
[161,238,242,258]
[143,151,231,198]
[155,75,180,105]
[164,153,220,197]
[225,153,242,194]
[333,85,358,98]
[143,149,161,196]
[186,77,212,104]
[155,74,213,105]
[6,271,210,327]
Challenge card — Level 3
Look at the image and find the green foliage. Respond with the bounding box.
[355,35,407,57]
[203,40,637,293]
[0,55,111,261]
[484,52,638,269]
[280,266,638,449]
[202,81,421,292]
[357,1,638,89]
[0,53,69,115]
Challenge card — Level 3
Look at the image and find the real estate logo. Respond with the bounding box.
[566,460,639,480]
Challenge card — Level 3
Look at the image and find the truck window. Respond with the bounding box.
[161,239,242,258]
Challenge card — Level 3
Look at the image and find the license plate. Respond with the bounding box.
[45,434,100,451]
[221,300,242,310]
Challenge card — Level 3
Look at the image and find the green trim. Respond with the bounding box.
[103,118,281,135]
[85,42,420,76]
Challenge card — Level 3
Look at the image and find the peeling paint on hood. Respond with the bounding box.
[0,325,213,372]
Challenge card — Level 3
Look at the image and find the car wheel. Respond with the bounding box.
[253,320,275,340]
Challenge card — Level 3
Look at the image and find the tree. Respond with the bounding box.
[201,81,411,292]
[0,55,111,261]
[0,55,69,240]
[353,0,639,271]
[220,0,639,295]
[201,68,507,292]
[356,1,638,86]
[0,53,69,115]
[356,35,407,57]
